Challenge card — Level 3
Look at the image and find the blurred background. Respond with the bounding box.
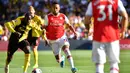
[0,0,130,73]
[0,0,130,48]
[0,0,130,41]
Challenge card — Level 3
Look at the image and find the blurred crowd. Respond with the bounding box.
[0,0,130,41]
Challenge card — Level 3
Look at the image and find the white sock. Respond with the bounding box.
[110,63,119,73]
[96,63,104,73]
[63,48,74,68]
[61,55,65,61]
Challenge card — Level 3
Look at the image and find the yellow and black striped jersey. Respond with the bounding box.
[0,25,4,35]
[5,15,36,42]
[31,15,44,37]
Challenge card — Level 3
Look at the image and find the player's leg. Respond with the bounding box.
[62,45,74,68]
[5,44,18,73]
[20,40,31,73]
[106,40,120,73]
[22,46,31,73]
[32,37,40,68]
[62,45,77,73]
[32,45,38,68]
[5,34,20,73]
[51,42,66,68]
[92,41,106,73]
[60,35,77,73]
[50,42,62,63]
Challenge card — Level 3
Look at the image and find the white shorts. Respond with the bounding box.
[49,34,70,55]
[92,40,120,64]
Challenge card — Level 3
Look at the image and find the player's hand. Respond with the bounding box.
[73,32,79,40]
[120,31,125,39]
[120,29,126,39]
[45,39,50,46]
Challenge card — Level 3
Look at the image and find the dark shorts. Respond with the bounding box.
[8,33,30,55]
[27,37,40,46]
[27,30,40,46]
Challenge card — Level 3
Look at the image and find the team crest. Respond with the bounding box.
[60,17,63,20]
[51,18,53,21]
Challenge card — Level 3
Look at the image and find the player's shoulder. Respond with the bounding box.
[47,13,53,16]
[17,16,24,19]
[60,13,66,16]
[14,16,24,22]
[34,15,42,20]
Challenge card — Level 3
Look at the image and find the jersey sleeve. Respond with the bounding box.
[85,2,93,16]
[0,25,4,35]
[118,0,126,13]
[64,15,70,24]
[5,17,21,33]
[44,15,48,26]
[37,16,44,25]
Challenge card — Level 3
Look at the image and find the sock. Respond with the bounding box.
[5,65,9,73]
[55,54,61,63]
[96,63,104,73]
[63,48,74,68]
[33,46,38,65]
[5,53,13,73]
[23,54,30,73]
[110,63,119,73]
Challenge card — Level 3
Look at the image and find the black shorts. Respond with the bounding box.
[27,36,40,46]
[8,33,30,55]
[27,30,40,46]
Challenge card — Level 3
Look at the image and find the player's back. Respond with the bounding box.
[92,0,119,42]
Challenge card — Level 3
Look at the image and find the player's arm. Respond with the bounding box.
[4,18,21,33]
[65,15,77,36]
[37,16,45,32]
[40,15,49,45]
[84,2,92,31]
[41,29,47,40]
[41,15,48,40]
[0,25,4,35]
[118,0,128,38]
[36,15,47,40]
[42,15,48,29]
[19,20,32,42]
[4,22,15,33]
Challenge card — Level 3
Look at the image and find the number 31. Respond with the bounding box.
[97,5,113,21]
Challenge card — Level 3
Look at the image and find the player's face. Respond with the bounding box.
[52,4,60,15]
[28,9,35,19]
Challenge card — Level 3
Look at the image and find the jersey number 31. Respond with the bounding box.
[97,5,113,21]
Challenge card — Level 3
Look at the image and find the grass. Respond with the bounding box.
[0,50,130,73]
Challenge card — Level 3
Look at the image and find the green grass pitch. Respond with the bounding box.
[0,50,130,73]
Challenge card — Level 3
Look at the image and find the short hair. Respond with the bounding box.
[28,6,35,12]
[52,1,59,5]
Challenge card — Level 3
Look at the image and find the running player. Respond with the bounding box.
[4,11,41,73]
[44,1,78,73]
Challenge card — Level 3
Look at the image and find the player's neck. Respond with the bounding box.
[52,12,60,16]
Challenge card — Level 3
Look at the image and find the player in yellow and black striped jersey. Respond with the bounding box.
[26,6,46,68]
[4,12,40,73]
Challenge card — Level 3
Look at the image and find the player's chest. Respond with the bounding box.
[48,16,65,26]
